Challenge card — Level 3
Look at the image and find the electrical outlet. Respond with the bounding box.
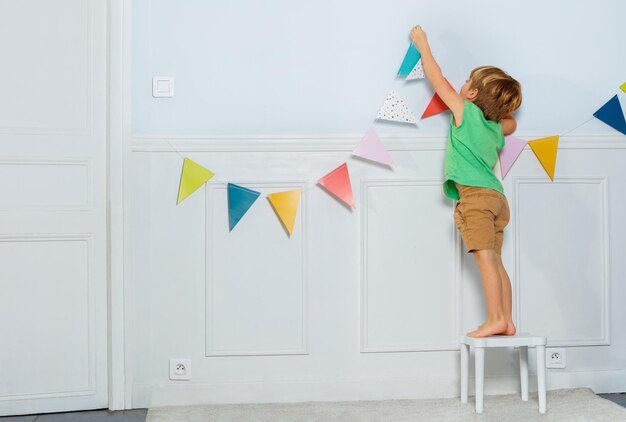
[169,358,191,380]
[546,348,566,369]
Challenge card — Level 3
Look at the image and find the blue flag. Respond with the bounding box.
[227,183,260,231]
[593,95,626,136]
[397,43,421,76]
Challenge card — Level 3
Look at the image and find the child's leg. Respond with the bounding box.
[467,249,508,337]
[474,254,516,335]
[497,254,516,335]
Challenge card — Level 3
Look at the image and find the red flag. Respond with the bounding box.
[317,162,355,208]
[421,78,456,119]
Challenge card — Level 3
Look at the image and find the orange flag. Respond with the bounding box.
[317,162,355,208]
[528,136,559,180]
[267,189,301,236]
[421,78,456,118]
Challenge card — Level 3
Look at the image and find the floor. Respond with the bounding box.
[1,394,625,421]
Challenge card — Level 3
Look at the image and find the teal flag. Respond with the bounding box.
[397,43,421,76]
[227,183,261,231]
[593,95,626,136]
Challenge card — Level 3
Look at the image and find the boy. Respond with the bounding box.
[410,25,522,338]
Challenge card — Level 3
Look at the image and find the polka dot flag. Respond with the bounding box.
[376,91,418,125]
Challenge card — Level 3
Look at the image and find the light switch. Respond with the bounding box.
[153,77,175,97]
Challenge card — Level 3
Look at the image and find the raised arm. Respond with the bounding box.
[501,114,517,136]
[410,25,464,125]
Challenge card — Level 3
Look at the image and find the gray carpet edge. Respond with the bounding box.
[146,387,626,422]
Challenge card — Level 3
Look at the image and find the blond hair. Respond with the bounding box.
[469,66,522,122]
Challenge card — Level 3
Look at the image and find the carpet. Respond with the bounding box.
[146,387,626,421]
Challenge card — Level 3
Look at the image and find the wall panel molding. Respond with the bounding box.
[0,158,93,211]
[205,181,309,356]
[513,177,610,346]
[0,234,96,400]
[0,0,94,135]
[360,179,461,352]
[130,134,626,153]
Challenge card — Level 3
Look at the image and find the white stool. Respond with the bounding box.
[460,333,547,414]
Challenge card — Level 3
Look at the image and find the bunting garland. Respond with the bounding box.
[172,33,625,236]
[499,136,528,179]
[593,95,626,135]
[227,183,260,231]
[397,43,421,76]
[352,128,394,165]
[267,189,301,236]
[421,78,456,118]
[318,163,356,208]
[406,59,425,80]
[177,158,215,204]
[528,136,559,181]
[376,91,418,125]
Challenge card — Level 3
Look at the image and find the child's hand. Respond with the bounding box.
[501,114,517,136]
[410,25,427,47]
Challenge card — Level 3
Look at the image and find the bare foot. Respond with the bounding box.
[466,320,508,337]
[473,320,516,336]
[504,321,516,336]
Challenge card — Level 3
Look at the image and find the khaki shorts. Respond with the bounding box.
[453,183,510,255]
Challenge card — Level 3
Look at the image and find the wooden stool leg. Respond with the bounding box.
[460,343,469,403]
[475,347,484,413]
[537,345,546,414]
[519,346,528,401]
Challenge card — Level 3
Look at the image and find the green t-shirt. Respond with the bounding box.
[443,101,505,200]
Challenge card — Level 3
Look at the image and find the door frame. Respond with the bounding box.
[108,0,130,410]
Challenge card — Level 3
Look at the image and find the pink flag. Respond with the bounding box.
[318,162,355,208]
[499,136,527,178]
[352,128,394,166]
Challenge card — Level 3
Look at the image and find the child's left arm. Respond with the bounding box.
[501,114,517,136]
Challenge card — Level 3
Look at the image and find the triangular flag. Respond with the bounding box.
[593,95,626,136]
[267,189,301,236]
[176,158,215,204]
[421,78,455,118]
[499,136,528,179]
[406,59,425,80]
[620,82,626,93]
[376,91,418,125]
[528,136,559,180]
[352,128,394,166]
[227,183,260,231]
[318,162,355,208]
[397,43,421,76]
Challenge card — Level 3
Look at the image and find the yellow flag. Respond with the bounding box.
[177,158,215,204]
[267,189,301,236]
[620,82,626,93]
[528,136,559,180]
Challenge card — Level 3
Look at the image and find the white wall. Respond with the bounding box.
[125,0,626,408]
[132,0,626,136]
